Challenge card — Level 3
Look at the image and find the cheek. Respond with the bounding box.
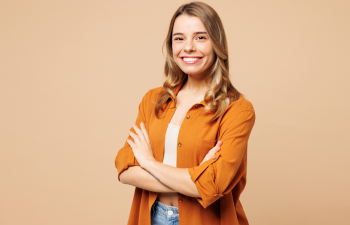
[206,47,215,64]
[172,44,182,56]
[209,50,215,63]
[199,44,214,58]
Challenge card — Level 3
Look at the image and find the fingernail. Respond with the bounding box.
[141,122,144,126]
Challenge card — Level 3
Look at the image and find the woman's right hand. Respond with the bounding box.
[199,140,223,165]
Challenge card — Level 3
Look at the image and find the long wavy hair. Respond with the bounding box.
[154,1,242,125]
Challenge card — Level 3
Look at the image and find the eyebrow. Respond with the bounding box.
[172,32,207,36]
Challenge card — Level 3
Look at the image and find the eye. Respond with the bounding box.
[197,36,207,40]
[174,37,183,41]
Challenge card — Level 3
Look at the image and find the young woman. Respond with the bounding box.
[115,2,256,225]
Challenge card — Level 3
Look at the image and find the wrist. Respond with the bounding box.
[144,158,158,171]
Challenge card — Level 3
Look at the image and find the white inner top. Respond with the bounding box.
[163,123,180,167]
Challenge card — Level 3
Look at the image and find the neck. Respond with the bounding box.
[182,75,211,95]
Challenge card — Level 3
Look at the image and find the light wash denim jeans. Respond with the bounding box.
[151,199,179,225]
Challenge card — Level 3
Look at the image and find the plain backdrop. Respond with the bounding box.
[0,0,349,224]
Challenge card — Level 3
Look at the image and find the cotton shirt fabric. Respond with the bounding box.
[163,123,180,167]
[115,79,256,225]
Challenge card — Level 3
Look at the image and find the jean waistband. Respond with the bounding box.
[153,199,179,214]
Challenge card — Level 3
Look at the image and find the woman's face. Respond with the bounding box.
[172,15,215,78]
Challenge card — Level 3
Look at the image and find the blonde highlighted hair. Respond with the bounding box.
[155,1,242,125]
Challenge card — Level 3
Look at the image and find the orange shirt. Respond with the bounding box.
[115,79,256,225]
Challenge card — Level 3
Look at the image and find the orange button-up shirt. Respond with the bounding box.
[115,80,256,225]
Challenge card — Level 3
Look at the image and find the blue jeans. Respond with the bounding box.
[151,199,179,225]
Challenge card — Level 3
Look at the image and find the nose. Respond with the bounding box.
[184,39,195,52]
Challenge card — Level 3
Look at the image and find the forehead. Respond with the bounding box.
[172,15,207,33]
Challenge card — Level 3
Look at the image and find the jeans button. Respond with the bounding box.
[179,199,183,203]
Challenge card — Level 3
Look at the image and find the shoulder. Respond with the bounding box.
[220,94,255,121]
[140,86,165,105]
[227,94,255,113]
[147,86,165,98]
[218,94,256,129]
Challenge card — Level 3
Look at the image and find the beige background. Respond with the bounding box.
[1,0,349,224]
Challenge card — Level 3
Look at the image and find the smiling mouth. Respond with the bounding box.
[181,57,203,64]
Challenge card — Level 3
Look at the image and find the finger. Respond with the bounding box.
[200,157,207,165]
[208,145,220,154]
[147,143,153,155]
[216,140,223,147]
[210,141,222,152]
[207,151,219,160]
[140,122,150,143]
[200,155,211,165]
[126,139,135,148]
[128,130,140,144]
[207,140,221,153]
[205,150,220,162]
[206,151,219,161]
[132,124,146,143]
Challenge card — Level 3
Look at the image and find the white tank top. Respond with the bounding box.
[163,123,180,167]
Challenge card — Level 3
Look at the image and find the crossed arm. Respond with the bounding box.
[120,161,201,198]
[119,121,222,198]
[117,92,221,199]
[119,136,222,198]
[116,92,255,208]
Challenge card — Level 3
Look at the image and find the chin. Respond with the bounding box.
[179,66,205,75]
[183,70,205,76]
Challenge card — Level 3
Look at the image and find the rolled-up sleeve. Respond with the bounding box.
[115,91,149,182]
[188,110,256,208]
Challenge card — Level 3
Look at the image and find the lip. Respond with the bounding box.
[180,56,203,64]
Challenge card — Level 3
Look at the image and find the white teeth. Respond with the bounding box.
[183,57,200,62]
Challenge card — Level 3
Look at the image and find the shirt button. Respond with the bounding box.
[213,156,216,159]
[178,142,181,147]
[195,104,198,108]
[179,199,183,203]
[186,115,190,119]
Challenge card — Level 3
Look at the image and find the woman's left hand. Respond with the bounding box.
[126,122,156,168]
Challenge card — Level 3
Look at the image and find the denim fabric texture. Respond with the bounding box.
[151,199,179,225]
